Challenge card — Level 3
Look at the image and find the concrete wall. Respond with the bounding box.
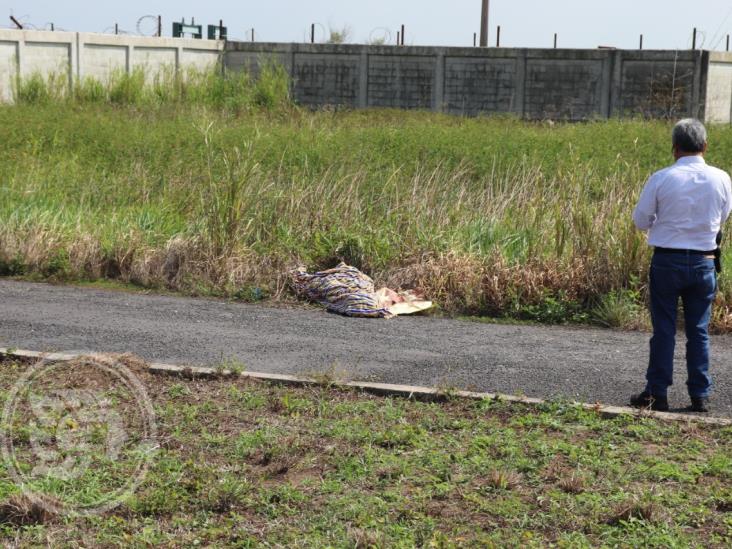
[0,29,222,101]
[2,29,730,124]
[706,52,732,124]
[226,42,712,121]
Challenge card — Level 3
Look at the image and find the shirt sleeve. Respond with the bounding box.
[633,175,657,231]
[722,173,732,224]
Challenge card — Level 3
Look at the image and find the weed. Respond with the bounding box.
[203,478,252,513]
[213,357,246,376]
[609,497,661,525]
[0,494,54,526]
[592,286,644,328]
[306,362,350,387]
[557,473,587,494]
[486,469,522,491]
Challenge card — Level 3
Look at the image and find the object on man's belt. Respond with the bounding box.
[715,230,723,274]
[290,263,433,318]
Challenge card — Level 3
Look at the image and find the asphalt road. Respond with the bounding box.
[1,280,731,417]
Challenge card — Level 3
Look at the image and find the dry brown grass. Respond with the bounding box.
[608,498,661,525]
[486,469,522,491]
[557,474,587,494]
[0,494,55,526]
[4,222,732,330]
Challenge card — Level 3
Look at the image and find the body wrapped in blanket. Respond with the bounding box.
[291,263,432,318]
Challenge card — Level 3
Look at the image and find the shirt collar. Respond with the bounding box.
[676,155,706,165]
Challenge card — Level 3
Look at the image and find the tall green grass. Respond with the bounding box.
[12,62,290,112]
[2,94,732,328]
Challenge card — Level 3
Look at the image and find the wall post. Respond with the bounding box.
[16,33,25,81]
[358,50,369,108]
[608,50,623,117]
[600,50,614,118]
[125,45,132,74]
[513,50,526,117]
[692,50,708,119]
[434,50,445,111]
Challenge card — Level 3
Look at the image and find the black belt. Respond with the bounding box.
[654,247,716,255]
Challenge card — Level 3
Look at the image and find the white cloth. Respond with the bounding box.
[633,156,732,250]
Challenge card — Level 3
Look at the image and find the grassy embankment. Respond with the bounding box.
[3,68,732,328]
[0,355,731,546]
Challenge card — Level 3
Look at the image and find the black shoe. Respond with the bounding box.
[689,397,710,413]
[630,391,669,412]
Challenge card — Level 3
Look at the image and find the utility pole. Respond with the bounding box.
[479,0,489,47]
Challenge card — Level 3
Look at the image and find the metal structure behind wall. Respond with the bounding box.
[479,0,489,47]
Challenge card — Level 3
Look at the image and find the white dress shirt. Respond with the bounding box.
[633,156,732,251]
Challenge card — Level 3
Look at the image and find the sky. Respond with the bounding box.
[3,1,732,51]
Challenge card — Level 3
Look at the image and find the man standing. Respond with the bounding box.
[632,118,732,413]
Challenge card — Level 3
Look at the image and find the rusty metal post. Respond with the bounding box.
[480,0,489,47]
[401,24,405,45]
[554,33,557,48]
[157,15,162,37]
[311,23,315,43]
[692,27,697,50]
[639,34,643,50]
[496,25,501,47]
[397,31,400,45]
[473,32,477,47]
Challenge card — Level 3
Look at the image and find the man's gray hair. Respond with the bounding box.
[672,118,707,153]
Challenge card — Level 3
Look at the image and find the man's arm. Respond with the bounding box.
[632,176,657,231]
[722,173,732,223]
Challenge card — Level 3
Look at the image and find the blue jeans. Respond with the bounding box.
[646,252,717,398]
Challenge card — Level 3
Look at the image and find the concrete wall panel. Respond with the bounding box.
[0,42,17,102]
[23,42,70,76]
[444,57,516,115]
[82,44,127,79]
[368,55,434,109]
[133,47,177,69]
[525,59,604,119]
[225,51,290,77]
[706,62,732,124]
[180,49,220,72]
[293,53,360,106]
[620,60,695,118]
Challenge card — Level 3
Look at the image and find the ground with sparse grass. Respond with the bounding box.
[1,354,731,547]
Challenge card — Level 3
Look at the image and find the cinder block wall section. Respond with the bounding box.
[0,29,222,102]
[226,42,721,122]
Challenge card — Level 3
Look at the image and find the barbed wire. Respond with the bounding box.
[102,25,132,35]
[228,27,258,42]
[136,15,159,37]
[709,6,732,51]
[689,29,707,49]
[6,13,732,51]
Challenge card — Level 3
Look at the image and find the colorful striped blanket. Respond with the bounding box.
[291,263,394,318]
